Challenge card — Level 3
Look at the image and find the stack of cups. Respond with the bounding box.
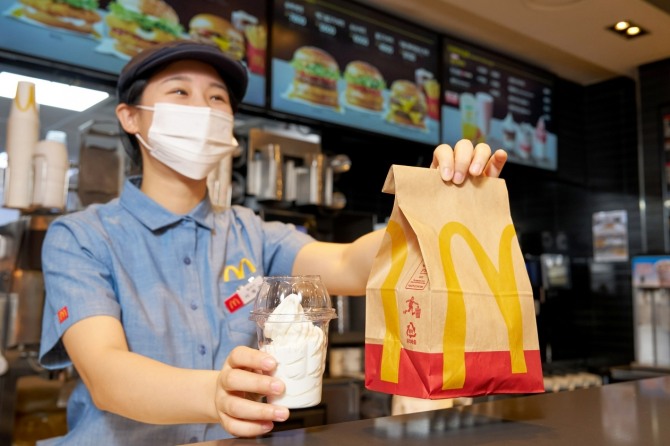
[4,81,39,210]
[250,275,337,408]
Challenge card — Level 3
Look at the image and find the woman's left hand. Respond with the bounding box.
[215,346,288,437]
[430,139,508,184]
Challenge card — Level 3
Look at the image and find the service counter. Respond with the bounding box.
[189,376,670,445]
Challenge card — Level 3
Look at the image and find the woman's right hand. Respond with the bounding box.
[215,346,289,437]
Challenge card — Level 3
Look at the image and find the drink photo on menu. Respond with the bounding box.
[440,36,558,171]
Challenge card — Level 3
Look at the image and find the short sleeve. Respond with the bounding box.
[39,217,121,369]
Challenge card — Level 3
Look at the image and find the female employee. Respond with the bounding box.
[38,40,507,445]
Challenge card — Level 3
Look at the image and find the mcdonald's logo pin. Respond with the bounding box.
[57,306,69,324]
[225,294,244,313]
[223,258,257,282]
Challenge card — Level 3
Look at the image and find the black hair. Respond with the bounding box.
[118,78,148,170]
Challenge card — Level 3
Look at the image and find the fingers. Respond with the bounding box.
[484,149,508,178]
[430,143,455,181]
[221,347,285,401]
[469,143,492,177]
[433,140,506,183]
[216,393,288,438]
[216,346,289,437]
[452,139,477,184]
[226,346,278,374]
[220,365,284,396]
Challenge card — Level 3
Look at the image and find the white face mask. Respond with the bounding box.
[135,102,237,180]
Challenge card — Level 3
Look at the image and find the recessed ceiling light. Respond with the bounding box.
[614,21,630,31]
[626,26,641,36]
[607,20,648,39]
[0,72,109,112]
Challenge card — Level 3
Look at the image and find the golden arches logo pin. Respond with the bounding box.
[223,258,257,282]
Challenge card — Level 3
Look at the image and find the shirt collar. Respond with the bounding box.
[120,176,215,231]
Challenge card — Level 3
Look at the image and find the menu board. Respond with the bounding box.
[271,0,440,145]
[441,36,557,170]
[0,0,268,107]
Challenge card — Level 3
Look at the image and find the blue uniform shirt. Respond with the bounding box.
[38,177,314,445]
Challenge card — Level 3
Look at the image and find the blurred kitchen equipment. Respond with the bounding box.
[0,220,22,293]
[6,215,53,349]
[322,154,351,209]
[334,295,350,334]
[77,120,123,206]
[0,214,68,443]
[292,152,325,205]
[4,81,39,210]
[248,143,284,201]
[247,129,350,207]
[32,130,69,210]
[329,347,363,379]
[0,293,9,375]
[207,138,243,209]
[328,154,352,174]
[208,155,235,208]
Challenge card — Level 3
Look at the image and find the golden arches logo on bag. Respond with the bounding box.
[378,220,526,390]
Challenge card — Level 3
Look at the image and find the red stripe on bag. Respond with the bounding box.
[365,343,544,398]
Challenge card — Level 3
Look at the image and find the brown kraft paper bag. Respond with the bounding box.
[365,165,544,399]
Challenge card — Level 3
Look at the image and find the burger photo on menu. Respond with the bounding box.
[342,60,386,112]
[288,46,340,110]
[386,80,427,129]
[12,0,102,37]
[188,13,245,61]
[103,0,183,58]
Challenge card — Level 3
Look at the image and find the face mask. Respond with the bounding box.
[135,103,237,180]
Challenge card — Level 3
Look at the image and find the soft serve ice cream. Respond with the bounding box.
[261,293,327,408]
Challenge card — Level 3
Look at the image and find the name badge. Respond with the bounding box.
[225,276,262,313]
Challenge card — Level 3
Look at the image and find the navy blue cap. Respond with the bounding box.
[116,40,248,112]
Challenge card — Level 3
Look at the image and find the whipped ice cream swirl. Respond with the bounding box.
[262,293,327,408]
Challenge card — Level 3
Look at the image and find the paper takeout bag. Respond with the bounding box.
[365,165,544,399]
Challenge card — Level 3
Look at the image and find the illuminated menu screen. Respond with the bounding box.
[0,0,268,107]
[271,0,440,145]
[441,37,557,170]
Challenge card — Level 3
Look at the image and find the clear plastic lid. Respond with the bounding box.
[249,275,337,322]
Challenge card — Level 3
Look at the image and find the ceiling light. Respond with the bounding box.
[626,26,641,36]
[614,21,630,31]
[607,20,649,39]
[0,72,109,112]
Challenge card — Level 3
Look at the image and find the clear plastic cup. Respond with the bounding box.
[249,275,336,408]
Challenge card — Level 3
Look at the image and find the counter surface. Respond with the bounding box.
[190,376,670,445]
